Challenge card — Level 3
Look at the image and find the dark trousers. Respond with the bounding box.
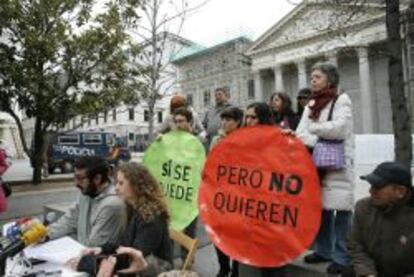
[239,263,287,277]
[215,245,239,276]
[181,217,198,259]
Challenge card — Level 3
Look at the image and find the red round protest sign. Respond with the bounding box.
[199,126,321,267]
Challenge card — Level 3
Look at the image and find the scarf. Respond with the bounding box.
[308,87,337,120]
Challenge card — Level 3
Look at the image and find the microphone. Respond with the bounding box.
[6,218,41,241]
[0,222,47,260]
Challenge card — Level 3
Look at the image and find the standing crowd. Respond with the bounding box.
[11,61,412,277]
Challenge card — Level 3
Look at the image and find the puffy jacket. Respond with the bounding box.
[296,93,355,210]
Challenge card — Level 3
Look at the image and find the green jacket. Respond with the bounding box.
[48,183,126,247]
[348,197,414,277]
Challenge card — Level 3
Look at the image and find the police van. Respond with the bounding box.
[47,132,130,173]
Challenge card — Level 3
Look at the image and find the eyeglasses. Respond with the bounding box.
[245,115,257,120]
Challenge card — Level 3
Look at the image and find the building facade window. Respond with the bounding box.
[185,70,193,80]
[203,90,211,106]
[248,79,255,99]
[129,108,135,121]
[144,110,149,122]
[158,111,163,123]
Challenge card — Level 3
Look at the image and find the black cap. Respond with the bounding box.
[360,161,412,188]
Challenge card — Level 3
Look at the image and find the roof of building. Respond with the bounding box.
[171,36,252,64]
[245,0,394,56]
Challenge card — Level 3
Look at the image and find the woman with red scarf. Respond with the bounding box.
[296,62,355,275]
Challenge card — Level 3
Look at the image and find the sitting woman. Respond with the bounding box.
[75,162,172,276]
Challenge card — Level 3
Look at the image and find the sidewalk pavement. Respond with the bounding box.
[2,158,72,183]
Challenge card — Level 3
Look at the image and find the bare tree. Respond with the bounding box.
[130,0,209,140]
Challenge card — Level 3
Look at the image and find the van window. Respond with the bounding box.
[83,134,102,145]
[58,135,80,145]
[106,134,115,146]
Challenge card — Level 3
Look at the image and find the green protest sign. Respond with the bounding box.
[143,131,206,230]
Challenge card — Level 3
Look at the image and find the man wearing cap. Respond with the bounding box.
[346,161,414,277]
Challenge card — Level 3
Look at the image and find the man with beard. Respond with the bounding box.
[47,156,126,246]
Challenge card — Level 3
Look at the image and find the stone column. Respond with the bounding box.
[357,46,374,133]
[297,59,307,89]
[325,50,338,66]
[274,64,284,92]
[254,70,264,101]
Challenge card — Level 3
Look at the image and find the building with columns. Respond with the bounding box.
[246,1,413,134]
[172,37,254,115]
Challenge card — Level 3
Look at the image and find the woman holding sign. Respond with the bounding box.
[240,102,288,277]
[210,106,244,277]
[296,62,354,275]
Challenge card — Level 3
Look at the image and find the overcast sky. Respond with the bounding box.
[180,0,298,46]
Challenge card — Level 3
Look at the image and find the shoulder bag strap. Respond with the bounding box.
[327,94,340,121]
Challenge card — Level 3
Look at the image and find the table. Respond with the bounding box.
[6,256,87,276]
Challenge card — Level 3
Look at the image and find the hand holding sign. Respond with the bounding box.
[143,131,206,231]
[199,126,321,267]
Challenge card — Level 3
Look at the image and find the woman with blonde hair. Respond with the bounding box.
[76,162,172,276]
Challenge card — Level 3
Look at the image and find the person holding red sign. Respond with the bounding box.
[296,62,355,274]
[244,102,273,127]
[209,106,244,277]
[240,102,288,277]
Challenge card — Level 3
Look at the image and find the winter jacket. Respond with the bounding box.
[348,197,414,277]
[203,102,232,142]
[296,93,355,211]
[48,183,127,246]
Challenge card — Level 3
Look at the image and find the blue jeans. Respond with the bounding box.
[314,210,352,266]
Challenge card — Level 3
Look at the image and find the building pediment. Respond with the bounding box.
[247,1,385,55]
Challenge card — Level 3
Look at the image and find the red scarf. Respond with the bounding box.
[308,87,337,120]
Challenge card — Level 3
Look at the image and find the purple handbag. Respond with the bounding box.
[312,139,345,170]
[312,95,345,170]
